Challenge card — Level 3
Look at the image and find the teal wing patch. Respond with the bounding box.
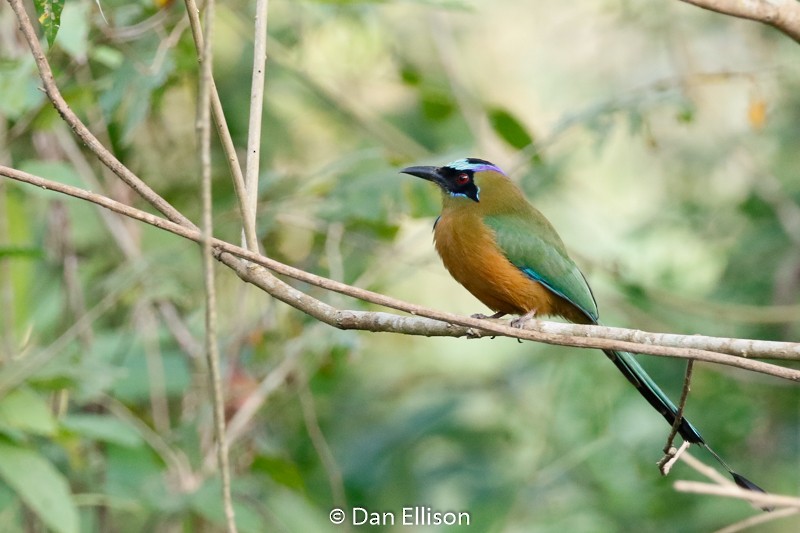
[483,213,599,321]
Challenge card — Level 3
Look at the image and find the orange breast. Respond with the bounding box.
[433,212,559,316]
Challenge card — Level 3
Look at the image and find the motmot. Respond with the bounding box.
[401,157,763,493]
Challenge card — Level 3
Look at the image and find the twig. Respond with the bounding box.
[679,449,734,487]
[297,369,348,514]
[104,395,195,491]
[157,301,203,361]
[3,165,800,381]
[714,507,799,533]
[677,0,800,44]
[244,0,270,251]
[221,347,301,461]
[182,0,258,251]
[197,1,237,531]
[674,480,800,508]
[659,440,691,476]
[664,360,695,455]
[530,320,800,360]
[658,361,695,475]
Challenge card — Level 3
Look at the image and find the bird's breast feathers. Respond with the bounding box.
[432,212,560,316]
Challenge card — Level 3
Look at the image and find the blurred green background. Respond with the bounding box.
[0,0,798,531]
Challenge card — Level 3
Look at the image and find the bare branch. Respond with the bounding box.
[524,320,800,360]
[674,480,800,508]
[659,361,695,473]
[714,507,799,533]
[244,0,270,251]
[677,0,800,43]
[197,1,238,530]
[3,166,799,382]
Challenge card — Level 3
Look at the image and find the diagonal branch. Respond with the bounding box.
[677,0,800,43]
[3,165,799,382]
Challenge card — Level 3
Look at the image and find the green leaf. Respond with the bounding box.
[0,387,57,436]
[0,57,43,119]
[488,106,534,150]
[61,415,142,448]
[33,0,66,48]
[251,455,305,492]
[56,2,89,61]
[0,440,79,533]
[0,246,42,259]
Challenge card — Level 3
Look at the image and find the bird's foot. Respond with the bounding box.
[470,311,506,320]
[510,309,538,329]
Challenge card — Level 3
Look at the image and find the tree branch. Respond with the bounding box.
[3,166,799,382]
[244,0,270,251]
[677,0,800,43]
[197,1,238,530]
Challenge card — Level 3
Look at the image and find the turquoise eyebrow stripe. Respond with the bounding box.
[446,159,506,175]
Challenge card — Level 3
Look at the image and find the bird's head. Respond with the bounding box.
[400,158,508,204]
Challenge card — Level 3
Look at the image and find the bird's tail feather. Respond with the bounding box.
[603,349,765,494]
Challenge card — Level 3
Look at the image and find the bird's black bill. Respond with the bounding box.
[400,165,443,185]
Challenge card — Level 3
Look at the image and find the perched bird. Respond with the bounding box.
[401,157,763,493]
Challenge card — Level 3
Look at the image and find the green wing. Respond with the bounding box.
[483,212,599,321]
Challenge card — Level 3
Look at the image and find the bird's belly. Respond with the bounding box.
[433,217,557,316]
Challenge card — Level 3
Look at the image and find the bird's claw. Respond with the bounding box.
[510,309,538,329]
[471,311,506,320]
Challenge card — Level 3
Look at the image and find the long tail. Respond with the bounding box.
[603,348,765,493]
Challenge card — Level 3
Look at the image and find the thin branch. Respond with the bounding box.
[531,320,800,360]
[663,360,694,455]
[297,370,348,514]
[104,395,195,491]
[217,346,301,466]
[677,0,800,43]
[197,1,238,531]
[714,507,799,533]
[674,480,800,509]
[658,361,696,475]
[659,441,691,477]
[679,449,736,487]
[244,0,270,251]
[673,452,800,518]
[3,166,799,382]
[182,0,258,252]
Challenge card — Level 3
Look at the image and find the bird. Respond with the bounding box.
[400,157,764,494]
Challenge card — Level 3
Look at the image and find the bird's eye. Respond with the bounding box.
[455,173,470,186]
